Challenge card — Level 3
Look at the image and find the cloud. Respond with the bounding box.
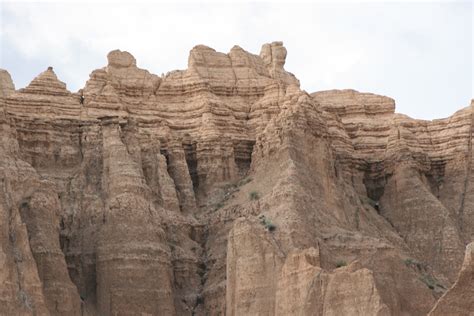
[0,1,471,119]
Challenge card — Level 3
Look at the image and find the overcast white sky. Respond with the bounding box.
[0,0,472,119]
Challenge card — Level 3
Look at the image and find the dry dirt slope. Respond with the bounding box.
[0,42,473,315]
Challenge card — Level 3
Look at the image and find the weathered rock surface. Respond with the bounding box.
[429,242,474,315]
[0,42,472,315]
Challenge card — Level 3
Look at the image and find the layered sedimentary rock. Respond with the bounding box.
[0,71,81,315]
[227,220,390,316]
[429,242,474,315]
[0,42,472,315]
[312,90,472,282]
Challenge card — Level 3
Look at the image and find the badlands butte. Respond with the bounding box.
[0,41,473,316]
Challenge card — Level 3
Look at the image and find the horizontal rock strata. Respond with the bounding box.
[0,42,472,315]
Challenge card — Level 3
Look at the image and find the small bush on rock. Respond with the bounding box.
[420,274,436,290]
[259,215,276,232]
[249,191,260,200]
[404,258,423,270]
[336,260,347,268]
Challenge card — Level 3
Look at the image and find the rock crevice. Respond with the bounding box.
[0,42,472,315]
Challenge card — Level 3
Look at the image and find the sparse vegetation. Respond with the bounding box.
[354,207,360,229]
[259,215,276,232]
[336,260,347,268]
[404,258,415,265]
[360,195,378,209]
[215,202,224,210]
[419,273,445,291]
[222,182,238,191]
[213,181,242,211]
[404,257,423,270]
[264,219,276,232]
[238,177,252,186]
[419,274,436,290]
[19,290,32,310]
[196,294,204,305]
[249,191,260,200]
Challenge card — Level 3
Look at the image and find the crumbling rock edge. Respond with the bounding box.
[0,42,472,315]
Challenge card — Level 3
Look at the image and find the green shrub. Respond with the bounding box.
[404,258,414,265]
[336,260,347,268]
[264,219,276,232]
[259,215,276,232]
[266,222,276,232]
[404,258,422,270]
[215,202,224,210]
[420,274,436,290]
[249,191,260,200]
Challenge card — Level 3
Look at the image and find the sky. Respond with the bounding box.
[0,0,472,120]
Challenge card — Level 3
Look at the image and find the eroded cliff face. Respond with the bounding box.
[0,42,472,315]
[429,242,474,315]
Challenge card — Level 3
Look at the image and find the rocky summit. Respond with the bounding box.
[0,42,473,316]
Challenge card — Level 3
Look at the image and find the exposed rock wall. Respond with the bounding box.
[96,117,176,315]
[429,242,474,315]
[313,90,472,281]
[0,71,80,315]
[0,42,472,315]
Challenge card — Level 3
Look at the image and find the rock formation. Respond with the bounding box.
[0,42,472,315]
[429,242,474,315]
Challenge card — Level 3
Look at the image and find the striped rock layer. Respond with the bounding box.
[0,42,472,315]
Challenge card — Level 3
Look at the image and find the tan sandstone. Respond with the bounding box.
[0,42,472,315]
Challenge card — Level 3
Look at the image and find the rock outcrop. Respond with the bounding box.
[226,221,390,316]
[429,242,474,315]
[0,42,472,315]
